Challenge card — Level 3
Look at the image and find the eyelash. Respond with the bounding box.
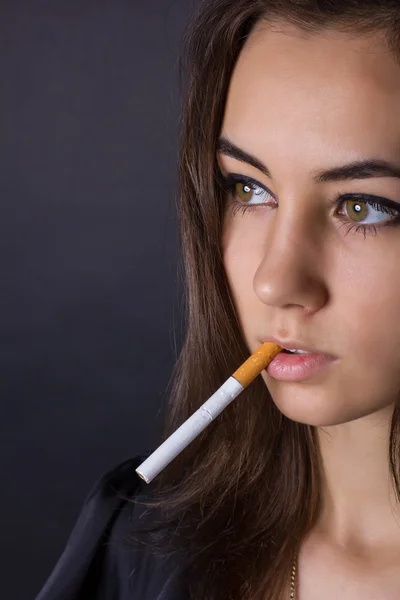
[217,172,400,238]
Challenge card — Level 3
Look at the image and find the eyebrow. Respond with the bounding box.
[216,136,400,183]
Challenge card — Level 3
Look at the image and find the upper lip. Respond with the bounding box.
[260,336,334,356]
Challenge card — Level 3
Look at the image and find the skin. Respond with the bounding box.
[218,21,400,598]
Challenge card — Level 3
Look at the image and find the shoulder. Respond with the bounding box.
[82,454,149,510]
[35,455,188,600]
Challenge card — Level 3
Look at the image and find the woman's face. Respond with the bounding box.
[219,22,400,426]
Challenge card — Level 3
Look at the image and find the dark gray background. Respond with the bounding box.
[0,1,193,597]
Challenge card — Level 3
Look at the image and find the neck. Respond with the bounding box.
[315,403,400,553]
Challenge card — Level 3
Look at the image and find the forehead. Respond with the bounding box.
[221,23,400,163]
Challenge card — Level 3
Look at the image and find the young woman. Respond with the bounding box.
[35,1,400,599]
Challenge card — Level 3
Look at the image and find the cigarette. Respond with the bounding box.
[135,342,282,484]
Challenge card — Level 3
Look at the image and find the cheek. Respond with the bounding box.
[331,248,400,387]
[222,222,269,348]
[222,222,260,313]
[334,246,400,338]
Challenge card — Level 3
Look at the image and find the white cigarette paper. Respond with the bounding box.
[135,342,282,483]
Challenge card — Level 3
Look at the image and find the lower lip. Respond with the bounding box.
[266,352,336,381]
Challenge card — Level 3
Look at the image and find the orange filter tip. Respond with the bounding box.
[232,342,282,387]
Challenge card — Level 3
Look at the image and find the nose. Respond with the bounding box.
[253,210,329,315]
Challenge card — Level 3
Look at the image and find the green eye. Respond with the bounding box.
[345,199,369,223]
[236,182,254,202]
[221,172,400,235]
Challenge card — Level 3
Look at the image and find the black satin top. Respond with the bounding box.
[34,455,189,600]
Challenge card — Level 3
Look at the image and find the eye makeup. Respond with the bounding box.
[217,171,400,238]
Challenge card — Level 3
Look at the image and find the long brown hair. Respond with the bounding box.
[127,2,400,599]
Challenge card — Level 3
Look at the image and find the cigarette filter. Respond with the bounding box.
[135,342,282,483]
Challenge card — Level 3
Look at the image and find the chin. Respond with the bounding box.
[261,374,391,427]
[274,403,351,427]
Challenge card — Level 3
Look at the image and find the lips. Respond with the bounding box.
[266,351,337,381]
